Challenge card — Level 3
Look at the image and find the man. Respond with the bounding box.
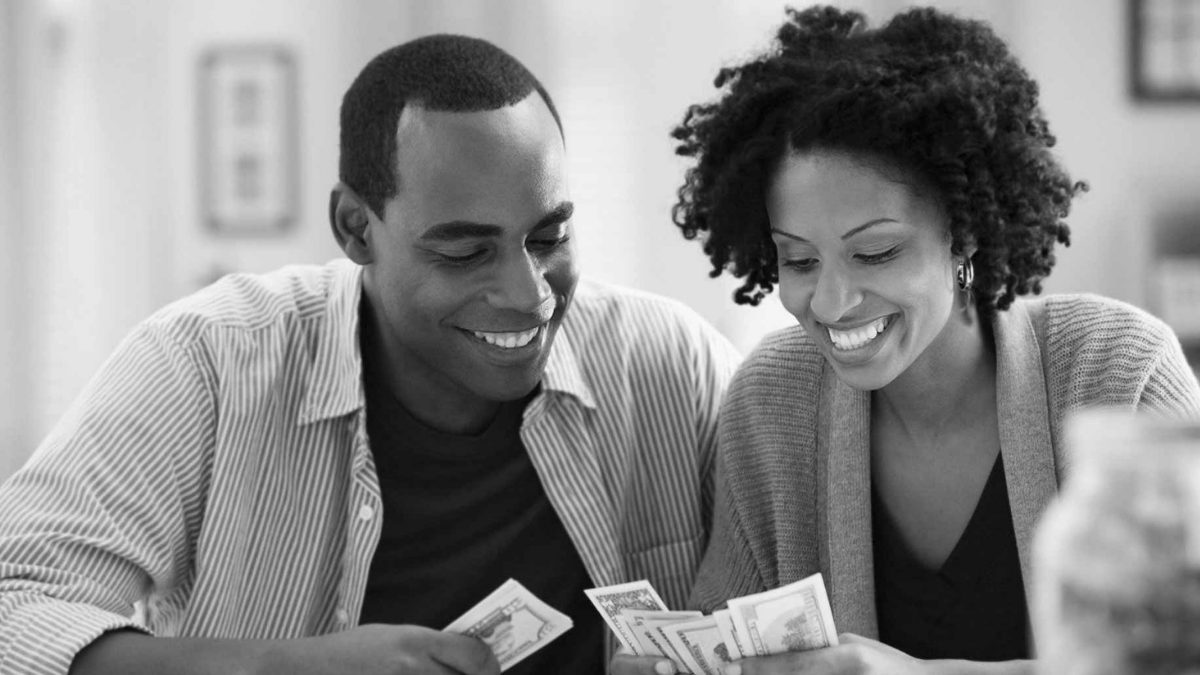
[0,35,739,675]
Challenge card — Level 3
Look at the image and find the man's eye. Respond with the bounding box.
[438,250,486,265]
[528,235,570,251]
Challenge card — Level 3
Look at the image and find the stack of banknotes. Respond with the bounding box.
[584,573,839,675]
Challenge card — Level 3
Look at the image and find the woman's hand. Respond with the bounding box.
[608,635,914,675]
[721,634,921,675]
[722,634,1032,675]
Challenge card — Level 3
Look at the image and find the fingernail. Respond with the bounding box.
[723,665,742,675]
[654,661,674,675]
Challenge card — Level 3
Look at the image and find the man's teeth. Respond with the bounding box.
[472,326,540,349]
[827,317,890,351]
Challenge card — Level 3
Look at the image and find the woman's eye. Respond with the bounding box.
[857,247,899,264]
[781,258,818,272]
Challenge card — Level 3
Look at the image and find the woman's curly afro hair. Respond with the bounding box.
[671,5,1087,313]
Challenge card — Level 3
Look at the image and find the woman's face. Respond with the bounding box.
[766,149,960,391]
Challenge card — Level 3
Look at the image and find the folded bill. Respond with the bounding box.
[445,578,573,672]
[586,572,837,674]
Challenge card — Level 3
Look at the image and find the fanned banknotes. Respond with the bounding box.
[583,580,669,654]
[585,573,838,675]
[445,578,573,672]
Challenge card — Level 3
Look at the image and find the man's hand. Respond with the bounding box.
[70,623,501,675]
[282,624,502,675]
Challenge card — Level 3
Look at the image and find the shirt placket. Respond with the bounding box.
[334,409,383,630]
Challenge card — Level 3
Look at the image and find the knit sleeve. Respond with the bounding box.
[687,433,765,612]
[1137,329,1200,417]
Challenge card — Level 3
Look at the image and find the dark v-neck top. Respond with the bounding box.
[872,454,1030,660]
[357,362,603,675]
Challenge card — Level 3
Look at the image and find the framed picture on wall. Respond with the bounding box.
[199,45,298,234]
[1130,0,1200,101]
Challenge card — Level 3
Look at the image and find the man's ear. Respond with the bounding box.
[329,183,375,265]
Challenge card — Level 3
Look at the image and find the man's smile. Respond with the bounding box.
[468,325,542,349]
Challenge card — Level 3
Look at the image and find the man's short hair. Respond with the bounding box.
[339,34,563,217]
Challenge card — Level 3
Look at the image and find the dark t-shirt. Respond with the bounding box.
[872,454,1029,660]
[357,368,603,675]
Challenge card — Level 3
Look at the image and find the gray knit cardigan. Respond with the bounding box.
[689,294,1200,641]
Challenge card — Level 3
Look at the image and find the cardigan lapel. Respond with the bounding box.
[991,301,1058,605]
[815,363,878,637]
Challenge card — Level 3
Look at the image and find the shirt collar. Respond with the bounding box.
[298,259,365,425]
[538,320,598,411]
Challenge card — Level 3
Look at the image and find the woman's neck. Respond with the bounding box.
[873,303,996,439]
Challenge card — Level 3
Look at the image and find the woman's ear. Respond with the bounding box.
[329,183,374,264]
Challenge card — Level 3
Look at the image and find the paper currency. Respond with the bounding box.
[622,610,702,671]
[586,573,837,672]
[618,609,702,660]
[583,580,669,654]
[725,573,839,656]
[444,578,573,672]
[661,615,734,675]
[712,609,746,660]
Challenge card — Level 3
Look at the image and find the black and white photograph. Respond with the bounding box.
[1,1,1198,674]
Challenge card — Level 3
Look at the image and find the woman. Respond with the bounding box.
[617,5,1200,675]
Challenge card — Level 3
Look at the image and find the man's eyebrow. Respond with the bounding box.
[419,221,504,242]
[769,218,900,243]
[532,202,575,231]
[418,202,575,242]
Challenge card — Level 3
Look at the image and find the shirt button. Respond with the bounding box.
[335,608,349,625]
[358,504,375,521]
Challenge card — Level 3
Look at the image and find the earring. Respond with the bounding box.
[956,257,975,291]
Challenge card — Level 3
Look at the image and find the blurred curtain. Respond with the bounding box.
[0,0,170,480]
[0,0,28,479]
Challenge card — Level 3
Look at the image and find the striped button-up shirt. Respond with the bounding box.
[0,259,741,674]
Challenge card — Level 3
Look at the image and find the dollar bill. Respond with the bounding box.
[661,615,735,675]
[584,580,669,654]
[620,609,702,671]
[712,609,746,661]
[444,578,573,672]
[617,609,702,659]
[725,572,839,657]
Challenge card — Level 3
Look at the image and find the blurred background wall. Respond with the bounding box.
[1,0,1199,480]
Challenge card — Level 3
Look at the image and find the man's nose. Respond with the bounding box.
[487,249,554,318]
[809,264,863,324]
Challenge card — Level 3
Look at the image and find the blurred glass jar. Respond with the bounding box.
[1034,410,1200,675]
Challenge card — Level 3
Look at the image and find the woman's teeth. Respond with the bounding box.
[472,326,540,349]
[827,316,891,351]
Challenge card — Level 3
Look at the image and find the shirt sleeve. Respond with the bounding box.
[0,319,216,675]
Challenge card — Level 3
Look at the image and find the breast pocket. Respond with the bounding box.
[626,535,706,610]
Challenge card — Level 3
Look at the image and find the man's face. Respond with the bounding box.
[360,95,577,420]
